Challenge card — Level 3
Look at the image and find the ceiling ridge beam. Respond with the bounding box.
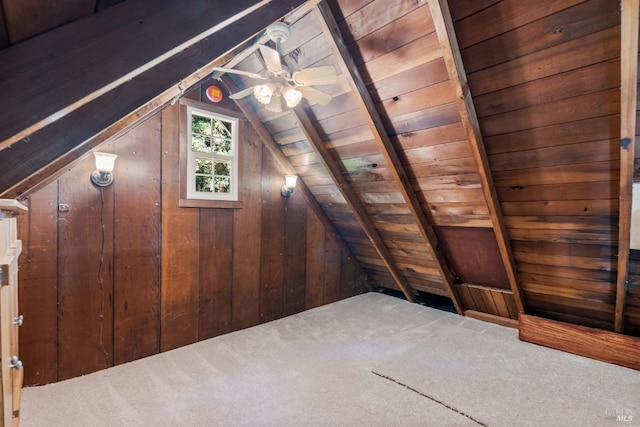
[292,106,416,303]
[315,1,459,311]
[615,0,639,333]
[428,0,526,314]
[221,77,370,285]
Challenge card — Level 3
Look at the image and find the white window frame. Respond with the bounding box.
[179,98,243,208]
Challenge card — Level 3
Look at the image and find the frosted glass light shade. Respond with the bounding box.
[94,152,117,172]
[91,152,117,186]
[281,175,298,197]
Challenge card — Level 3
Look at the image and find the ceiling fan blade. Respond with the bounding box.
[293,66,337,86]
[299,86,333,106]
[259,45,283,74]
[229,86,257,100]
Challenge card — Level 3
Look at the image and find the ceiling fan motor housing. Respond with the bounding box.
[266,21,291,44]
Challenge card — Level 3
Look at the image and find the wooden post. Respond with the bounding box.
[615,0,639,333]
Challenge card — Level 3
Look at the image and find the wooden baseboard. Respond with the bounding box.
[464,310,519,329]
[519,314,640,371]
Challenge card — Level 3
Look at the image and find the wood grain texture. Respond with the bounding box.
[259,155,286,323]
[231,124,263,331]
[113,116,162,365]
[16,182,58,385]
[57,149,114,380]
[615,0,639,332]
[519,314,640,371]
[199,209,233,340]
[160,104,200,351]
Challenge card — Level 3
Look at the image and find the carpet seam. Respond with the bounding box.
[371,370,487,426]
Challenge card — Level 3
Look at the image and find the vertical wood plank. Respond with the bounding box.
[259,149,285,323]
[306,211,326,310]
[283,193,307,317]
[58,148,114,380]
[323,232,342,305]
[113,116,161,365]
[616,0,639,332]
[466,286,488,313]
[160,104,200,351]
[16,182,58,385]
[232,124,262,331]
[491,291,514,319]
[199,209,233,340]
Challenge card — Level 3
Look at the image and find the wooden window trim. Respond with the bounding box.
[179,98,244,209]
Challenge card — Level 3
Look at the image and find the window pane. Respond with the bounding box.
[212,136,232,155]
[195,175,214,193]
[192,134,212,153]
[214,177,231,193]
[192,114,212,135]
[196,159,213,174]
[211,118,233,155]
[214,160,230,177]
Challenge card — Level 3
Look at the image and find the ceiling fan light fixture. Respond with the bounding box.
[282,86,302,108]
[254,83,275,105]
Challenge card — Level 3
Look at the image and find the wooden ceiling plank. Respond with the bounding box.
[0,0,310,198]
[292,106,415,303]
[315,1,461,312]
[221,77,370,284]
[427,0,525,314]
[615,0,639,333]
[0,0,311,152]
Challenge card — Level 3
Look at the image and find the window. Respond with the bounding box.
[179,98,242,208]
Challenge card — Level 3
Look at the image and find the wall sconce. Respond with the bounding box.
[90,152,117,187]
[281,175,298,197]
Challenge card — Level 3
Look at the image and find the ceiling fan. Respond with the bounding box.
[215,22,337,112]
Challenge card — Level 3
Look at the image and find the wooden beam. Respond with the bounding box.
[464,310,519,329]
[315,1,459,311]
[615,0,639,333]
[292,107,415,303]
[520,314,640,371]
[0,0,309,197]
[221,77,371,285]
[428,0,526,314]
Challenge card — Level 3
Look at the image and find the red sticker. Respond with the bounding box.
[206,85,223,102]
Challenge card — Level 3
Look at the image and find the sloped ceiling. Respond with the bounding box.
[0,0,637,335]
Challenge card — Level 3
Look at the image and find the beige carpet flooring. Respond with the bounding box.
[20,293,640,426]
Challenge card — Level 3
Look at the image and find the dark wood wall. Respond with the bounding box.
[16,101,368,386]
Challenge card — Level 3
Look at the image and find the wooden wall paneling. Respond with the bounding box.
[470,27,620,98]
[0,4,8,49]
[460,0,619,75]
[616,0,639,332]
[16,182,58,385]
[283,195,307,317]
[113,116,162,365]
[199,209,233,340]
[305,210,326,310]
[57,146,114,380]
[160,104,200,351]
[453,0,585,50]
[259,152,286,323]
[323,232,342,305]
[292,105,415,302]
[231,124,263,331]
[222,77,368,283]
[429,0,524,313]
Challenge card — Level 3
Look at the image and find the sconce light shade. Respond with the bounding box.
[91,152,117,187]
[281,175,298,197]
